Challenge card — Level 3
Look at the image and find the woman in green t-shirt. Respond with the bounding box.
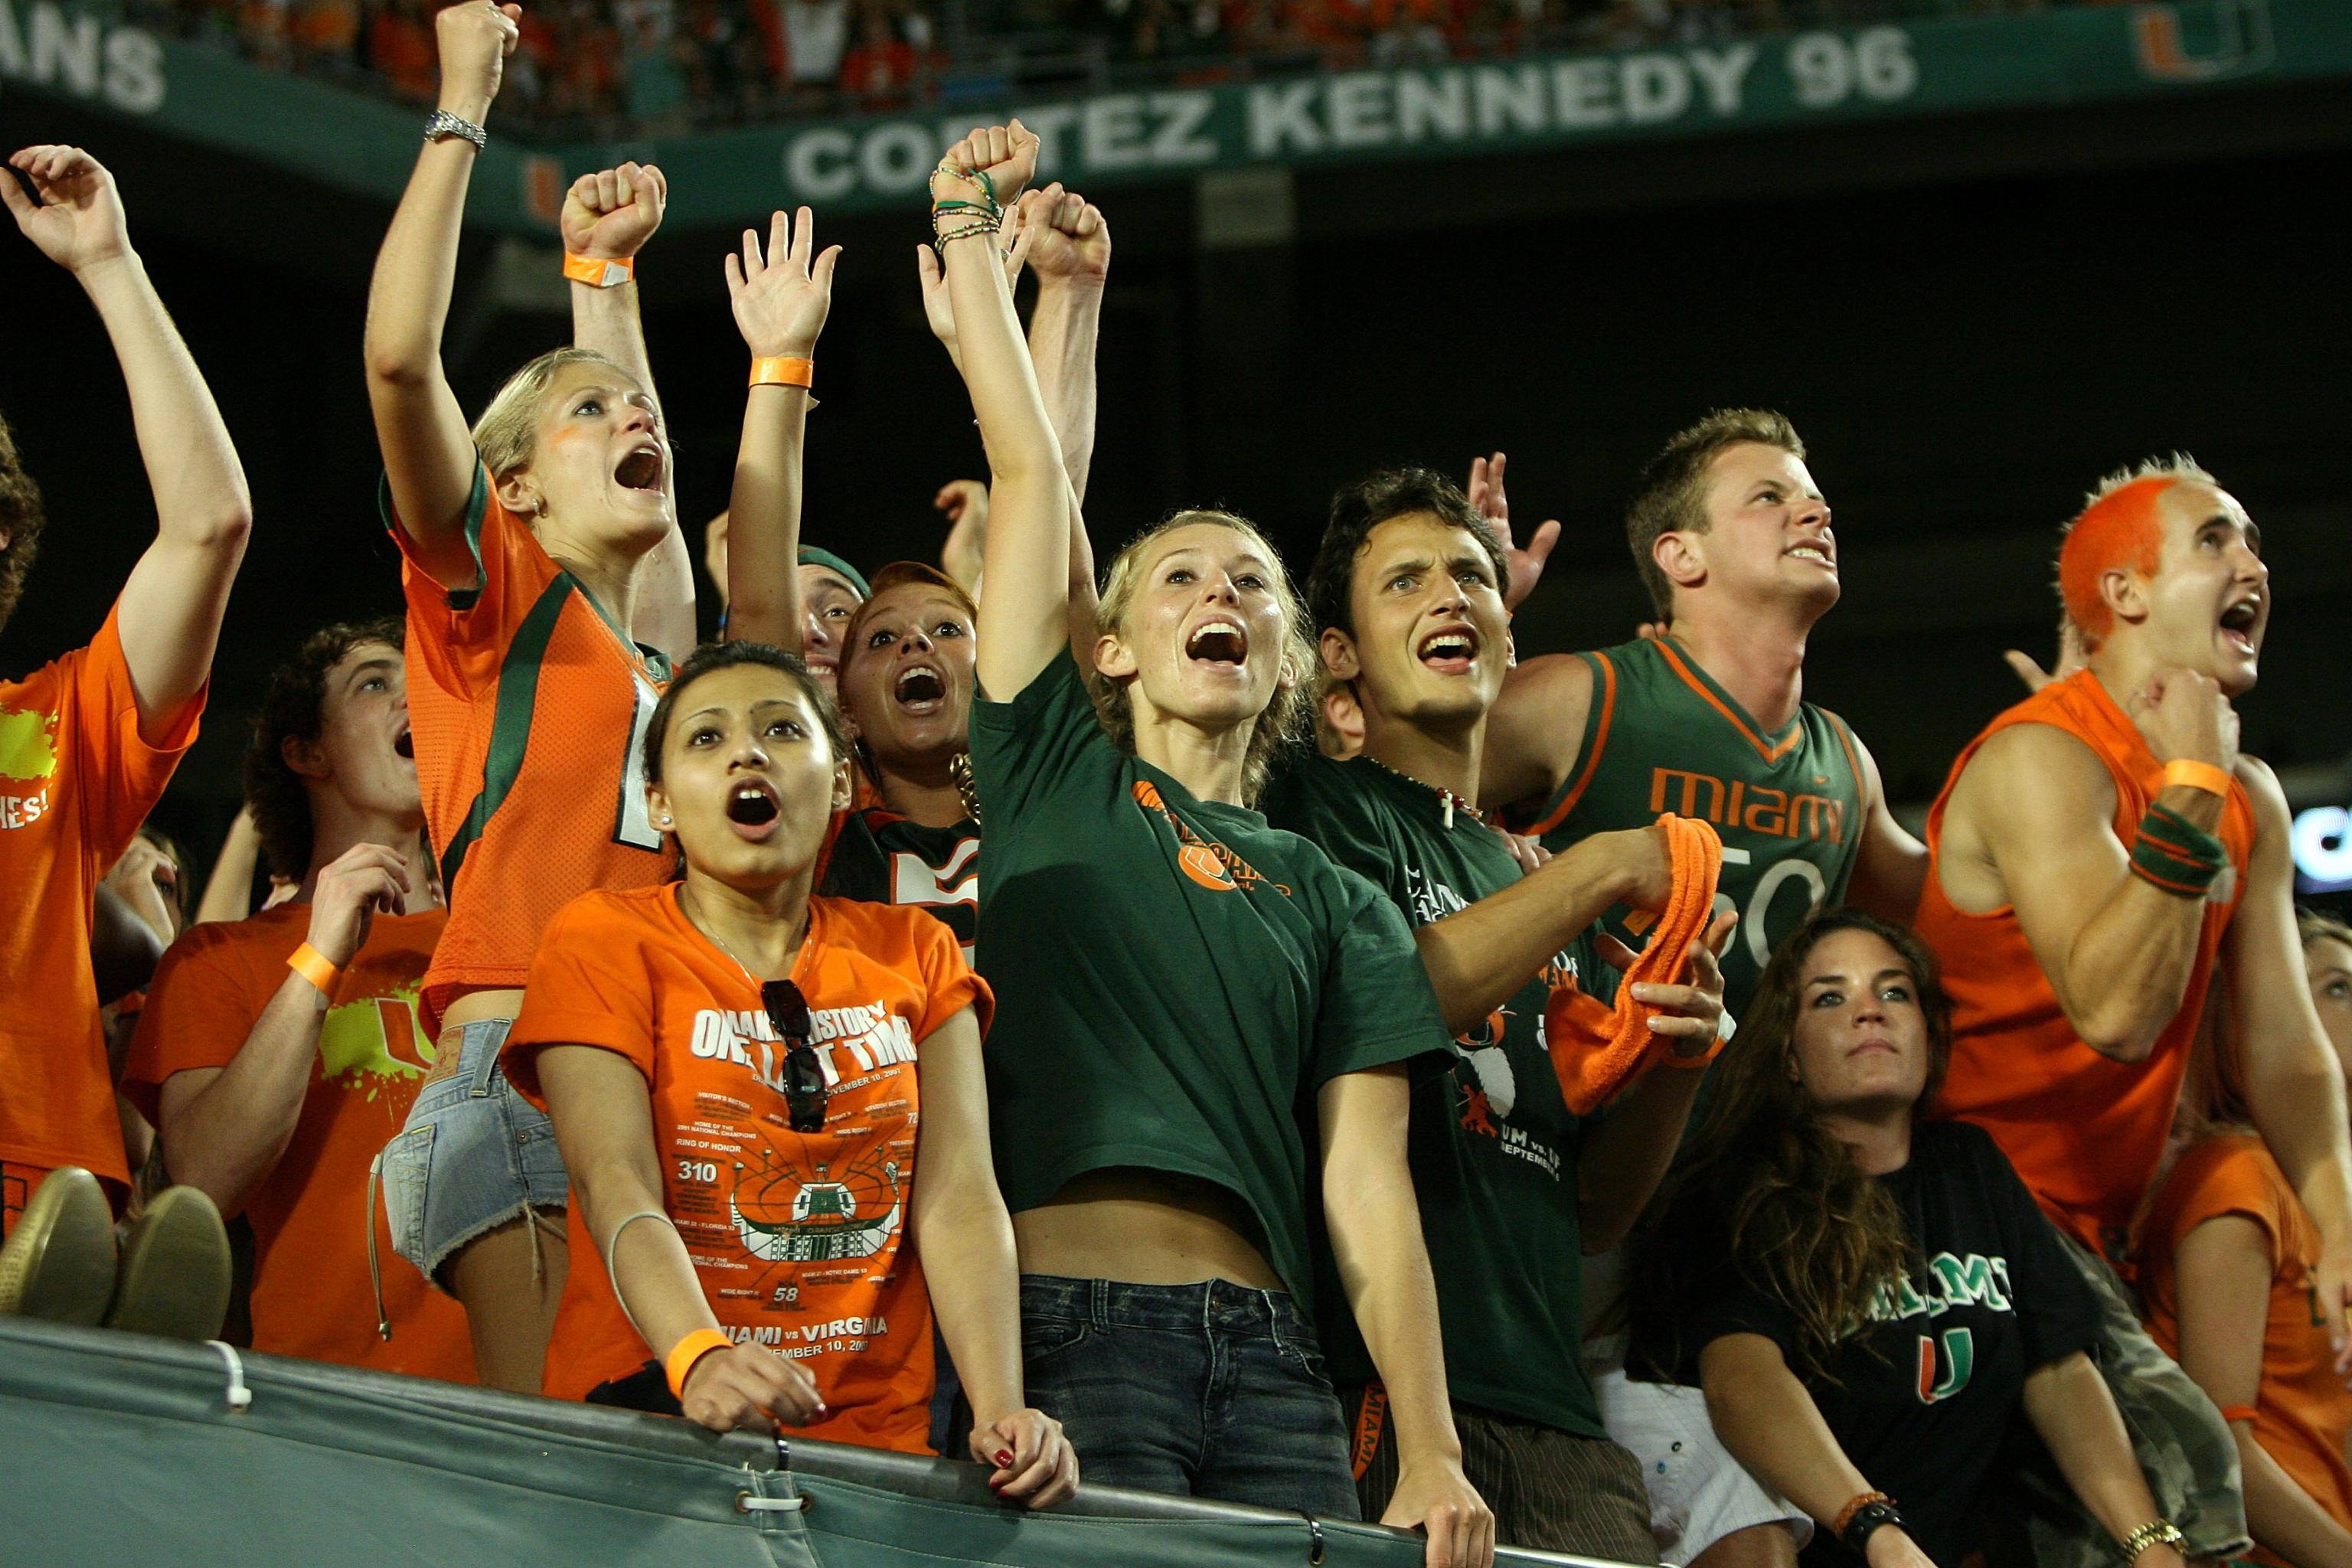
[922,122,1492,1568]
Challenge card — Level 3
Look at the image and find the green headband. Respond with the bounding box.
[798,546,871,599]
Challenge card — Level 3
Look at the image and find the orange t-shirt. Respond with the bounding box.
[389,466,672,1031]
[1919,670,2254,1256]
[2139,1133,2352,1562]
[121,905,474,1383]
[505,885,991,1454]
[0,604,201,1182]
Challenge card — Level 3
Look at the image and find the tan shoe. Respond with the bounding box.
[105,1184,230,1341]
[0,1167,117,1325]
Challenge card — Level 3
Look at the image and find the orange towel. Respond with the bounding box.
[1544,813,1724,1115]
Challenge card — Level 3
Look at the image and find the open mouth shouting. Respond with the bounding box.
[724,776,783,841]
[613,443,665,495]
[1416,623,1478,677]
[2219,594,2262,658]
[893,665,947,716]
[1185,618,1249,669]
[393,723,414,761]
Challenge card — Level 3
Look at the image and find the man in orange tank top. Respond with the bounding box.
[1918,459,2352,1567]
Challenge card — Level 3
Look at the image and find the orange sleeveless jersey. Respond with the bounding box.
[390,467,672,1031]
[1917,670,2253,1256]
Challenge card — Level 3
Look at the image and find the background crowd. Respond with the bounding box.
[113,0,2096,134]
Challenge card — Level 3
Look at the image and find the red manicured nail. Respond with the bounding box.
[996,1450,1014,1466]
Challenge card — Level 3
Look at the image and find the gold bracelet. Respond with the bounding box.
[2119,1520,2187,1560]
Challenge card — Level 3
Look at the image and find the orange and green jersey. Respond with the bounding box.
[387,466,674,1031]
[0,604,202,1183]
[1502,635,1865,1017]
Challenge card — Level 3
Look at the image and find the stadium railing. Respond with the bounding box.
[0,1313,1639,1568]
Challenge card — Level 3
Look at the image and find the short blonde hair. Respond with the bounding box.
[1088,509,1315,805]
[470,347,629,482]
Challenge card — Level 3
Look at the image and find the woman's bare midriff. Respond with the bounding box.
[1011,1168,1282,1291]
[441,987,527,1031]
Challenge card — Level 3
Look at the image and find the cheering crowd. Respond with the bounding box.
[5,5,2352,1566]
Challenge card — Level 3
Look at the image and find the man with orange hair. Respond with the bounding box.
[1916,459,2352,1565]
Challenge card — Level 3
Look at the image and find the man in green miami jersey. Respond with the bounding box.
[1472,413,1926,1568]
[1481,411,1925,1016]
[1266,467,1732,1560]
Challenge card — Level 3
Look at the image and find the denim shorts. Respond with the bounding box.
[1018,1274,1359,1517]
[377,1017,568,1288]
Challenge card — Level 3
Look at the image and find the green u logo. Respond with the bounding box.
[1915,1327,1975,1403]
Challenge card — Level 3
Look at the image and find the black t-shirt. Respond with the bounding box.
[1682,1120,2102,1564]
[818,807,981,961]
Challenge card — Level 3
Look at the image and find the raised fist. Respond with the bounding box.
[2131,668,2239,775]
[435,2,521,119]
[2,145,130,274]
[934,121,1040,214]
[1021,183,1109,286]
[561,162,666,262]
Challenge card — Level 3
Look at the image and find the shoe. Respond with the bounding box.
[105,1184,230,1341]
[0,1167,118,1325]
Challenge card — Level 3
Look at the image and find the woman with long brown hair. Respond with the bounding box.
[1626,908,2190,1568]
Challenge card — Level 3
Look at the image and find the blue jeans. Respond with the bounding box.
[378,1018,568,1285]
[1018,1274,1359,1517]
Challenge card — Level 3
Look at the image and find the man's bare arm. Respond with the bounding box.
[1950,720,2217,1061]
[1477,654,1592,818]
[1844,728,1928,926]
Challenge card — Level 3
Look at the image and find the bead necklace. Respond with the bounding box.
[1356,753,1483,831]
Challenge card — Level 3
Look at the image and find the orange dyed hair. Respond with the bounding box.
[2057,458,2213,645]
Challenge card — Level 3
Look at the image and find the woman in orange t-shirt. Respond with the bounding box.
[2138,910,2352,1568]
[505,642,1076,1502]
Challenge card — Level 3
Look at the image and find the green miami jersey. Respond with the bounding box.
[1505,635,1865,1018]
[969,653,1449,1308]
[1265,753,1606,1439]
[819,808,981,961]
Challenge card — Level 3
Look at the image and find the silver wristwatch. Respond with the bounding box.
[423,109,487,151]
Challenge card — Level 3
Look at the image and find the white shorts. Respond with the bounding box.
[1587,1341,1812,1566]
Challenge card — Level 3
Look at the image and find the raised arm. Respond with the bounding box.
[537,1043,822,1432]
[908,1004,1078,1508]
[2226,762,2352,1361]
[921,123,1070,701]
[2018,1354,2190,1568]
[1021,185,1108,508]
[1940,674,2236,1062]
[1462,452,1560,616]
[361,1,520,590]
[1319,1066,1494,1568]
[561,161,693,663]
[1699,1333,1940,1568]
[5,145,251,740]
[719,209,836,651]
[158,844,409,1214]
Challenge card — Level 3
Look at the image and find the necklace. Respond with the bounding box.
[1356,753,1483,831]
[680,882,810,986]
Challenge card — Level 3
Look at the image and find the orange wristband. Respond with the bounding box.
[2161,759,2231,799]
[749,355,815,390]
[563,253,635,288]
[665,1327,734,1400]
[1835,1491,1892,1539]
[286,942,341,997]
[2219,1403,2259,1425]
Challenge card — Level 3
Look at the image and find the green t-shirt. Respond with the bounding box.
[1504,634,1864,1018]
[818,807,981,959]
[1264,753,1606,1437]
[969,653,1447,1308]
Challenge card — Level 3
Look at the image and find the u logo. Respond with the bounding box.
[1915,1326,1975,1403]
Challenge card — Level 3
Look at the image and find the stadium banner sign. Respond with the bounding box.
[5,0,2347,233]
